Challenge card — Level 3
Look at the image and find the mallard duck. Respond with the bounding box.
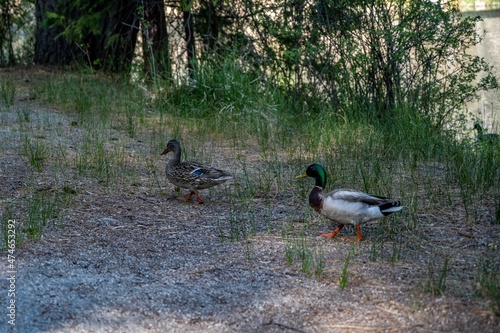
[161,139,233,204]
[296,163,404,242]
[473,122,499,143]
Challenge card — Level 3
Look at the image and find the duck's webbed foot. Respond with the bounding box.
[193,190,204,204]
[177,192,194,202]
[320,225,344,238]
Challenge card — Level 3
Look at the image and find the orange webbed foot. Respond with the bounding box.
[177,192,194,202]
[193,191,204,204]
[320,225,344,238]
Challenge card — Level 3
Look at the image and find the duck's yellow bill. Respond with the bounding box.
[295,172,308,179]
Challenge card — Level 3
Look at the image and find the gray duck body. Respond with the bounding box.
[298,163,404,241]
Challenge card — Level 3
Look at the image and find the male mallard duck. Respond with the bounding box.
[296,163,404,242]
[161,139,233,204]
[473,122,499,143]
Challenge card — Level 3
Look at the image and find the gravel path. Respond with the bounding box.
[1,104,499,333]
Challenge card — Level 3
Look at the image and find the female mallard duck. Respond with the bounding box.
[161,139,233,204]
[473,121,499,143]
[296,163,404,242]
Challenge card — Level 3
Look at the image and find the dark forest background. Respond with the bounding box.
[1,0,498,124]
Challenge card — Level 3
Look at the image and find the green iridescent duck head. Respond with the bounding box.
[296,163,327,188]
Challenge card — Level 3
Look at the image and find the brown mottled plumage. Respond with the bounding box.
[161,140,233,204]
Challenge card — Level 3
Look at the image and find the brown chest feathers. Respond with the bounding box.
[309,186,324,213]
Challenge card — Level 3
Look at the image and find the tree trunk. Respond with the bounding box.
[34,0,80,65]
[183,0,195,78]
[0,0,16,66]
[34,0,139,73]
[141,0,170,80]
[86,1,140,73]
[198,0,219,53]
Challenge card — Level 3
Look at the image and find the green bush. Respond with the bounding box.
[244,0,498,123]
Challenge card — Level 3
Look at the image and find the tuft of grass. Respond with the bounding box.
[24,190,69,239]
[284,233,324,280]
[284,240,295,266]
[17,108,31,124]
[22,135,48,172]
[75,130,132,185]
[243,240,254,262]
[424,255,450,296]
[369,216,408,264]
[445,141,500,223]
[339,244,356,289]
[225,203,257,242]
[475,254,500,316]
[0,76,15,107]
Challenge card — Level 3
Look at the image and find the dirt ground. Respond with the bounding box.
[1,77,499,332]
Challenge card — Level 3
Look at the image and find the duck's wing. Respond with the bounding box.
[182,162,233,181]
[321,189,403,224]
[328,189,396,206]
